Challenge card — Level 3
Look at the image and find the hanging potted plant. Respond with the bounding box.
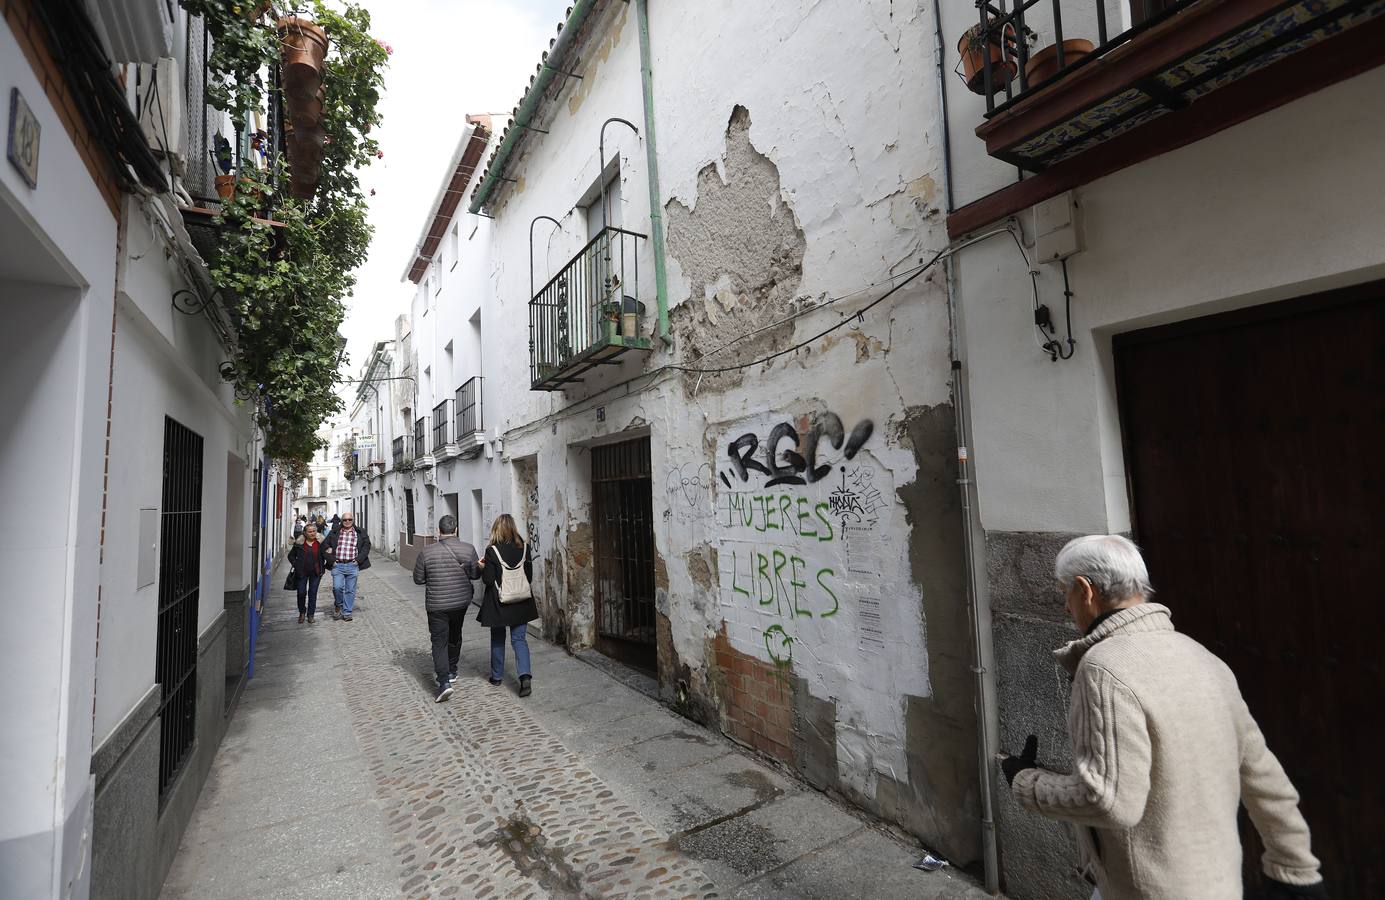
[957,21,1016,95]
[277,16,329,100]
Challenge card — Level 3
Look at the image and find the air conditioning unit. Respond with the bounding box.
[88,0,175,64]
[136,57,184,163]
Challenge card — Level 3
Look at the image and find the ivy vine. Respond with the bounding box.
[180,0,388,464]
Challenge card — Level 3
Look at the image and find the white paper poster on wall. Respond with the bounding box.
[857,596,885,653]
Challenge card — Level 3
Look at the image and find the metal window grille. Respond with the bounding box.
[592,437,656,671]
[456,376,483,436]
[432,400,451,449]
[414,417,427,458]
[392,436,405,469]
[157,416,203,800]
[405,490,416,542]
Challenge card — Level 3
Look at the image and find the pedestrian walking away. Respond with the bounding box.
[477,513,538,697]
[998,535,1327,900]
[324,512,370,620]
[287,522,326,623]
[292,514,305,539]
[412,514,480,702]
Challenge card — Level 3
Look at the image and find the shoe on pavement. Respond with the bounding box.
[519,675,532,698]
[434,680,454,703]
[297,613,305,624]
[342,614,353,621]
[449,670,458,682]
[307,615,315,623]
[487,677,502,686]
[331,608,341,620]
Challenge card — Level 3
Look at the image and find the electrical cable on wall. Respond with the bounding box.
[504,225,1026,440]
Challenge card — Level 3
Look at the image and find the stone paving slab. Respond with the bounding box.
[162,560,993,899]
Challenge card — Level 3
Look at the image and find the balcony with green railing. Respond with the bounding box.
[529,227,652,391]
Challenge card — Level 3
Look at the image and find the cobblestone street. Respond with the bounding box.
[160,561,990,899]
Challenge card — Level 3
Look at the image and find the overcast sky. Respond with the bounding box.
[339,0,571,384]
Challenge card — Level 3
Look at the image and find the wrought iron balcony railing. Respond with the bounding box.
[432,400,451,451]
[971,0,1195,115]
[414,417,428,458]
[455,377,484,438]
[529,227,653,391]
[963,0,1385,177]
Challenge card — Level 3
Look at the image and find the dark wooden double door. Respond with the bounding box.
[1116,283,1383,898]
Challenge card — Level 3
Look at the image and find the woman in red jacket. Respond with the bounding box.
[288,522,327,623]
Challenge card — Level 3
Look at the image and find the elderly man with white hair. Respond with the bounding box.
[999,534,1327,900]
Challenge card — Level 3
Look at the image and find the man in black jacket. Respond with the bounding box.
[412,515,480,702]
[324,512,371,621]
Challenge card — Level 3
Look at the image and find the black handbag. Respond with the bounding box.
[283,570,297,590]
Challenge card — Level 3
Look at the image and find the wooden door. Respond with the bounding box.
[1115,283,1384,898]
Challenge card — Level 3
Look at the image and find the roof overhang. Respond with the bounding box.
[402,115,492,283]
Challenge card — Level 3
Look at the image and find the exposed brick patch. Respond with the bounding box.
[5,0,122,216]
[713,625,792,764]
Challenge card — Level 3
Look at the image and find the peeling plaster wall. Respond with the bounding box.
[476,0,977,866]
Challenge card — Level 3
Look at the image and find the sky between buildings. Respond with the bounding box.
[338,0,573,395]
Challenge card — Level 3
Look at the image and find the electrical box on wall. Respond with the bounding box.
[1033,191,1082,263]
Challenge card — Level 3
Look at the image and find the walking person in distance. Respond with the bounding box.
[412,514,480,702]
[324,512,370,620]
[477,514,538,697]
[287,522,326,623]
[998,534,1326,900]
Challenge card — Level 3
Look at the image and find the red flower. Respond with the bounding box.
[376,150,384,159]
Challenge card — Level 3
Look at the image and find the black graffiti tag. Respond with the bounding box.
[720,413,874,488]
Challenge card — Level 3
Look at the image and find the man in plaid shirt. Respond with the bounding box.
[324,512,372,620]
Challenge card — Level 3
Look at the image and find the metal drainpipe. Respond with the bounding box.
[634,0,672,345]
[934,0,1001,892]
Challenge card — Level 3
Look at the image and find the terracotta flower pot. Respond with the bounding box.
[214,174,235,200]
[277,16,328,100]
[287,84,325,130]
[958,23,1016,95]
[1024,39,1094,86]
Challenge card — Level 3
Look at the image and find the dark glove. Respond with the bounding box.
[1263,878,1328,900]
[1000,734,1039,786]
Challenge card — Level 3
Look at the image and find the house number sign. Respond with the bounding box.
[8,87,40,188]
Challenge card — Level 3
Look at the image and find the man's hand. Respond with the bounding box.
[476,556,485,568]
[1264,878,1328,899]
[1000,734,1039,786]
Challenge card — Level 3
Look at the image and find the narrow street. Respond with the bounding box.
[160,560,988,900]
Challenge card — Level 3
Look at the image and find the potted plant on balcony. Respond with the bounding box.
[1024,38,1095,86]
[181,0,388,472]
[620,295,646,340]
[599,299,621,342]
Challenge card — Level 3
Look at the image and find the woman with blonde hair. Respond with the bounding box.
[477,513,539,696]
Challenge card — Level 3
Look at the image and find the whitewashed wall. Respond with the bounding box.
[1,16,122,896]
[480,0,976,859]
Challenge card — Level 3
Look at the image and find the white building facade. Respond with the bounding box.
[2,3,294,897]
[936,0,1385,896]
[401,0,984,879]
[293,414,351,521]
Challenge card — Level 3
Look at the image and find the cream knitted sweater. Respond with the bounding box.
[1011,603,1321,900]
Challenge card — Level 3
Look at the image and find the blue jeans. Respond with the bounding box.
[296,572,322,616]
[331,562,360,614]
[490,624,531,681]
